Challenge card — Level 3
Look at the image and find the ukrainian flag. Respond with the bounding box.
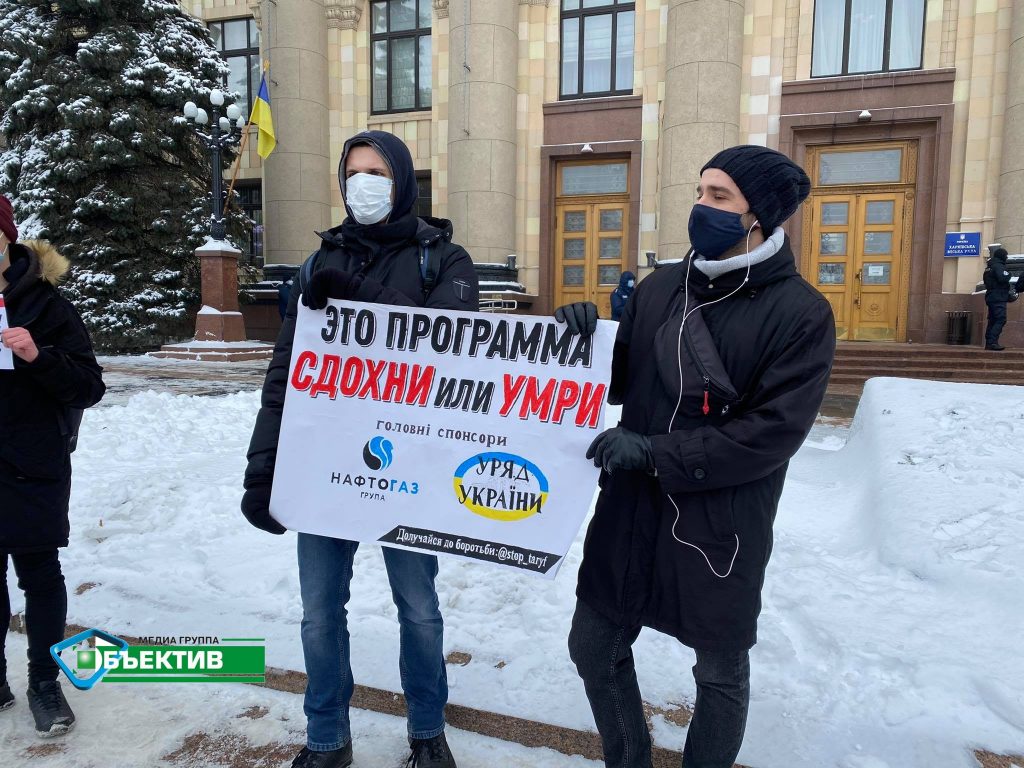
[249,72,276,158]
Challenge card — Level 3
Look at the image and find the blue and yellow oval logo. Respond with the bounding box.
[453,452,549,522]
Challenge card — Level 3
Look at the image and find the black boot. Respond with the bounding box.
[986,343,1005,350]
[26,680,75,737]
[291,743,353,768]
[405,733,457,767]
[0,681,14,711]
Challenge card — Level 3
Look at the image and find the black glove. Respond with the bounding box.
[586,427,654,474]
[302,267,363,310]
[241,482,287,535]
[554,302,598,337]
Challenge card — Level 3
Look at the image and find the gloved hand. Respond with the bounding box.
[241,482,287,535]
[302,267,363,310]
[586,427,654,474]
[554,301,598,337]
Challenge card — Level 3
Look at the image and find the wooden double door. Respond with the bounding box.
[554,200,629,320]
[809,191,909,341]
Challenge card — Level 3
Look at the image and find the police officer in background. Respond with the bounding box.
[983,247,1014,350]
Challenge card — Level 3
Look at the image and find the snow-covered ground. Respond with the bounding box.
[1,633,598,768]
[4,377,1023,767]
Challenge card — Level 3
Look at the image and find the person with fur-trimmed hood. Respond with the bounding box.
[555,146,835,768]
[0,195,105,737]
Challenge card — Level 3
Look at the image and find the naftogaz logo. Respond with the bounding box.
[453,452,549,522]
[363,435,394,470]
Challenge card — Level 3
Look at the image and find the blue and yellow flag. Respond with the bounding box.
[248,72,276,159]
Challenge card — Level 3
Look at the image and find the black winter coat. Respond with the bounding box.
[245,215,479,487]
[983,256,1012,304]
[577,239,835,651]
[1,241,105,554]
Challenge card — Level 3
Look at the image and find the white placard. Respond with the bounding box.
[867,265,885,277]
[0,297,13,370]
[271,301,615,578]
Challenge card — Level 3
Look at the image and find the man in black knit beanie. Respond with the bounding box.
[555,146,835,768]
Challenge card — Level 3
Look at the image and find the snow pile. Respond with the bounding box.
[750,378,1024,766]
[3,378,1022,767]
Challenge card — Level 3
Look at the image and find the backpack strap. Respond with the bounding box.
[301,244,436,301]
[298,252,319,295]
[419,243,437,301]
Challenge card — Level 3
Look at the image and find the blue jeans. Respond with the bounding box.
[568,600,750,768]
[297,533,448,751]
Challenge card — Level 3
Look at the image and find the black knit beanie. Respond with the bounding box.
[701,145,811,233]
[992,247,1008,261]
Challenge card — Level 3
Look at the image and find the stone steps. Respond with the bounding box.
[827,343,1024,395]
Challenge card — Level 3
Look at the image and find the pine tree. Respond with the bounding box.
[0,0,246,351]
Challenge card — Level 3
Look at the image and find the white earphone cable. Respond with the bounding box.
[665,222,758,579]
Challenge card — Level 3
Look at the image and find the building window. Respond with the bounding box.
[560,0,635,100]
[811,0,926,77]
[235,181,263,264]
[209,18,261,117]
[371,0,432,114]
[414,171,432,219]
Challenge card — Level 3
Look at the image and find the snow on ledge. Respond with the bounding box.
[160,340,273,349]
[197,305,242,316]
[195,236,241,254]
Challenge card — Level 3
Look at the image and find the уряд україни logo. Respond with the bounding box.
[453,452,549,522]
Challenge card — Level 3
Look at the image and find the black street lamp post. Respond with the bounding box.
[182,89,245,241]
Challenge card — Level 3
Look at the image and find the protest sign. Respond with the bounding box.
[270,301,615,577]
[0,297,12,370]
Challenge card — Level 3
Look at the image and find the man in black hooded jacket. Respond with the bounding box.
[556,146,835,768]
[242,131,476,768]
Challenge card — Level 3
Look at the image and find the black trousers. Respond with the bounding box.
[985,301,1008,347]
[1,549,67,685]
[568,599,750,768]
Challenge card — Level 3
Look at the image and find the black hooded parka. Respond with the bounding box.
[577,238,835,651]
[245,131,479,487]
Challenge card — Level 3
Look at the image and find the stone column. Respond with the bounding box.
[447,0,518,263]
[658,0,744,258]
[261,0,333,265]
[996,2,1024,254]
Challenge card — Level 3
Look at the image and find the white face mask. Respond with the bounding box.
[627,279,634,288]
[345,173,394,225]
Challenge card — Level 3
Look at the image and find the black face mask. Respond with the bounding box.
[687,204,753,259]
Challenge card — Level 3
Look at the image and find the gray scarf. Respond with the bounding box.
[693,227,785,280]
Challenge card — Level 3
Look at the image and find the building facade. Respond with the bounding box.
[182,0,1021,344]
